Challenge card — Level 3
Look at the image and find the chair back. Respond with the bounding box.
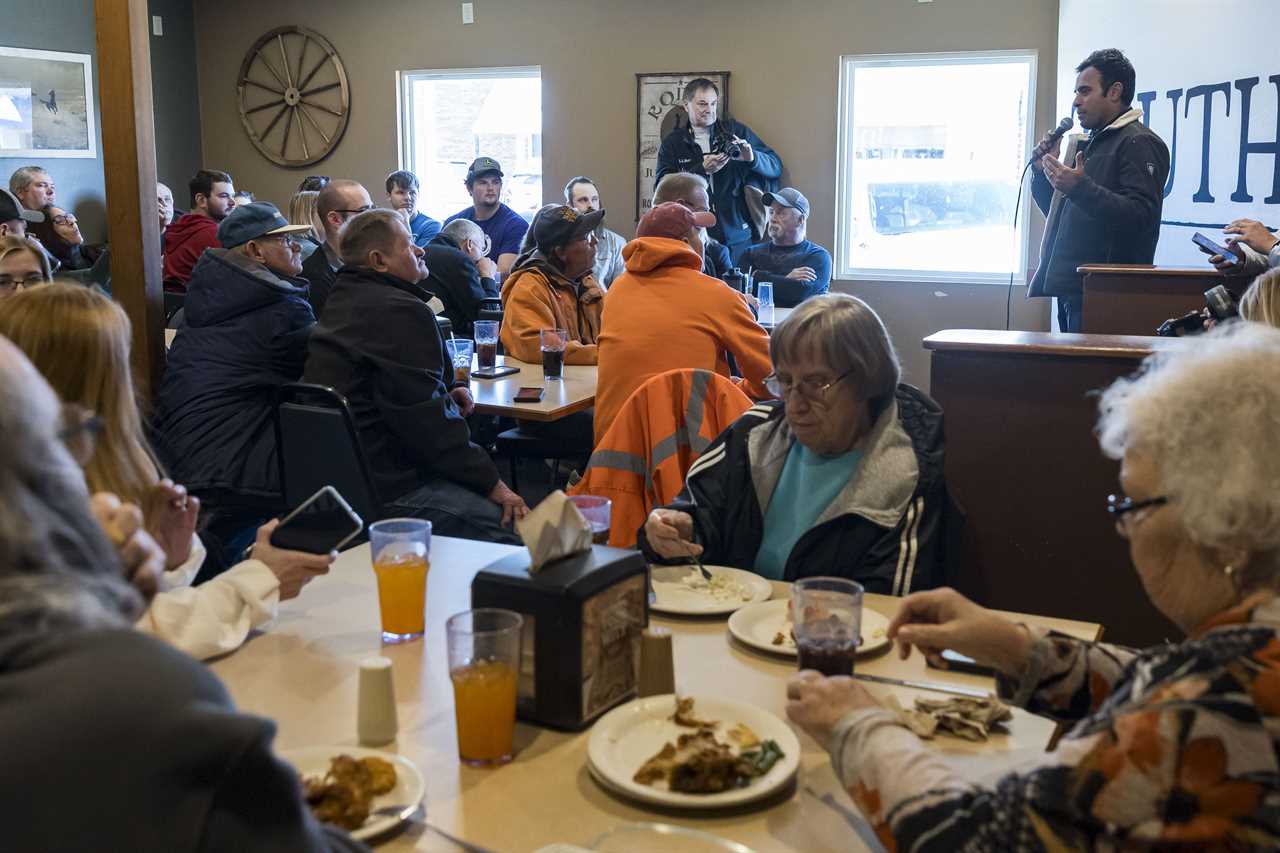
[163,290,185,323]
[274,382,383,529]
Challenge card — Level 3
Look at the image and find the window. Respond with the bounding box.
[835,52,1037,284]
[398,66,542,222]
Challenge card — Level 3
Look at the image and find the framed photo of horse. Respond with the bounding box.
[0,46,97,158]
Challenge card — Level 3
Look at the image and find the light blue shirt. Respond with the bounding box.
[754,442,862,580]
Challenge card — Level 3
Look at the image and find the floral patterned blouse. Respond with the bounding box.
[828,595,1280,851]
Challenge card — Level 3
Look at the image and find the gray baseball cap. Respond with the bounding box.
[762,187,810,218]
[0,188,44,224]
[466,157,504,182]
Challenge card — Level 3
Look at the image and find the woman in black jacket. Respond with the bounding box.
[28,204,103,272]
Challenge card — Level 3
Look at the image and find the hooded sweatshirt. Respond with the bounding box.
[499,249,604,364]
[162,212,221,290]
[595,236,772,444]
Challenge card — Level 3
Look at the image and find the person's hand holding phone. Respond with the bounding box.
[250,519,335,601]
[143,478,200,570]
[90,492,164,603]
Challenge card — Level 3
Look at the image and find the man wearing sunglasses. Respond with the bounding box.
[302,179,373,319]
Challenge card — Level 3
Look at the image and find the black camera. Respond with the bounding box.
[711,124,743,160]
[1156,284,1239,337]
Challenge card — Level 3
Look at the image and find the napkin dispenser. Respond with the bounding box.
[471,545,649,731]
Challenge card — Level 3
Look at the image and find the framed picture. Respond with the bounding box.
[0,46,97,158]
[635,71,729,220]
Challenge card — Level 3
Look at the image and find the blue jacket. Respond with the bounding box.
[739,239,832,307]
[154,249,315,503]
[409,212,442,248]
[656,119,782,253]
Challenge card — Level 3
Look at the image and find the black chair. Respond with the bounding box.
[435,314,453,339]
[496,426,565,493]
[163,290,185,324]
[274,383,384,533]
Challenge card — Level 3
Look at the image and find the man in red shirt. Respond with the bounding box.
[163,169,236,292]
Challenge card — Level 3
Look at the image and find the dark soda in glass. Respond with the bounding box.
[542,347,564,379]
[796,635,858,677]
[477,341,497,370]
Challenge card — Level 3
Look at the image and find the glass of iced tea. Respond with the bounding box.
[447,608,523,766]
[369,518,431,644]
[474,321,499,371]
[568,494,611,545]
[540,328,566,379]
[792,577,863,677]
[445,338,474,385]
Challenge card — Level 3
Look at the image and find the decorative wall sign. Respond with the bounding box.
[635,71,729,220]
[0,46,96,158]
[237,26,349,168]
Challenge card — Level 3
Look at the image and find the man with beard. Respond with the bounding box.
[564,176,625,288]
[163,169,237,291]
[737,187,831,308]
[444,157,527,277]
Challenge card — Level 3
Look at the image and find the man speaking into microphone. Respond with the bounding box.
[1030,48,1169,332]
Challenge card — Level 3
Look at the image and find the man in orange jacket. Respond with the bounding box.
[595,202,772,444]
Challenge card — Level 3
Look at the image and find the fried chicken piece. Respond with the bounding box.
[671,696,715,728]
[305,779,370,831]
[361,756,397,795]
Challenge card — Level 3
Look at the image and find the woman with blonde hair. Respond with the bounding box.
[0,234,52,297]
[1240,267,1280,328]
[288,188,323,262]
[0,283,334,659]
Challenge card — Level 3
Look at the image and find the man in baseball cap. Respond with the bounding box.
[444,156,527,276]
[0,187,44,238]
[593,200,772,442]
[738,186,831,308]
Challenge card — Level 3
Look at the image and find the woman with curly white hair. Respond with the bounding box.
[787,323,1280,849]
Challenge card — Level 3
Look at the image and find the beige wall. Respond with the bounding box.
[194,0,1059,385]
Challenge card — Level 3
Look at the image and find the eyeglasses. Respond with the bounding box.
[59,403,103,465]
[0,272,48,291]
[334,205,373,216]
[52,214,78,226]
[259,235,302,248]
[1106,493,1169,532]
[765,367,856,404]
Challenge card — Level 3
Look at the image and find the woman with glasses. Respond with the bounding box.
[639,293,953,594]
[0,234,52,298]
[788,323,1280,849]
[0,283,334,661]
[28,205,103,272]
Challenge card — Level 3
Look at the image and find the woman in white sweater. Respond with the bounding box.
[0,283,332,659]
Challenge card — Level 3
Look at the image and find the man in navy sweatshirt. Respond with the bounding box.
[738,187,831,308]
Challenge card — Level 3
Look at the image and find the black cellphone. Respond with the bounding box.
[268,486,363,554]
[926,648,996,677]
[1192,231,1239,265]
[513,386,544,403]
[472,366,520,380]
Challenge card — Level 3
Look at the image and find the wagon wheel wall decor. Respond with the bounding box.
[237,26,350,168]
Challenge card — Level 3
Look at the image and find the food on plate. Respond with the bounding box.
[634,698,785,793]
[887,695,1013,741]
[678,570,750,602]
[301,754,399,831]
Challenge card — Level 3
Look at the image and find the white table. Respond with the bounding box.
[212,539,1100,852]
[469,356,596,422]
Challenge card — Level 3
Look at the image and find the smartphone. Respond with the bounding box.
[1192,231,1239,265]
[513,386,544,403]
[926,648,996,677]
[268,486,363,554]
[472,365,520,380]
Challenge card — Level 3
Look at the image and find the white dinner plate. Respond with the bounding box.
[726,598,892,659]
[649,565,773,616]
[586,694,801,810]
[279,745,426,842]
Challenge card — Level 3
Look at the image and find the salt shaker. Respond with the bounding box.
[638,627,675,697]
[357,656,398,746]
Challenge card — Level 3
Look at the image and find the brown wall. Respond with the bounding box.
[193,0,1059,384]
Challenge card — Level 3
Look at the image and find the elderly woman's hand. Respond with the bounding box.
[888,588,1034,677]
[248,520,335,601]
[143,478,200,571]
[90,492,164,603]
[786,671,882,745]
[644,509,702,560]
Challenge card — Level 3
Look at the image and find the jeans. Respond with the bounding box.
[388,478,522,545]
[1056,294,1083,333]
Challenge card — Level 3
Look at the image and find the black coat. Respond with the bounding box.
[154,249,315,503]
[656,119,782,254]
[1030,111,1170,297]
[422,232,500,336]
[300,241,339,320]
[638,386,960,595]
[302,266,499,504]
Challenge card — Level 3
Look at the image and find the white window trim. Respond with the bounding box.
[395,65,541,175]
[834,50,1038,285]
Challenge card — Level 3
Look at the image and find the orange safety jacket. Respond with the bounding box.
[569,368,752,547]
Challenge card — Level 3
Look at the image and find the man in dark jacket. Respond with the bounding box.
[422,218,499,336]
[301,178,373,319]
[655,78,782,262]
[1030,49,1169,332]
[154,202,316,572]
[303,209,526,543]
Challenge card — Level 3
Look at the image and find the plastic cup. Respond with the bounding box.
[756,282,775,325]
[445,338,474,384]
[474,321,499,370]
[540,328,567,379]
[369,519,431,644]
[792,577,863,676]
[568,495,611,544]
[447,608,523,766]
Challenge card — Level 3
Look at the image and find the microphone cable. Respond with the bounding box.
[1007,158,1035,330]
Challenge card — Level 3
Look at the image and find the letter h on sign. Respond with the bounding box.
[1232,75,1280,204]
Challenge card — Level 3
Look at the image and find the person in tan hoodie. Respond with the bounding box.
[595,202,773,443]
[499,204,605,365]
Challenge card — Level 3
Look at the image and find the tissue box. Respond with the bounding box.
[471,545,649,731]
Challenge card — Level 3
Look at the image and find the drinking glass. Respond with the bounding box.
[369,519,431,644]
[447,608,523,766]
[792,577,863,676]
[444,338,474,384]
[540,328,567,379]
[756,281,775,326]
[474,321,499,370]
[568,495,611,545]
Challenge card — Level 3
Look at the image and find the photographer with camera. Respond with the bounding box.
[656,78,782,262]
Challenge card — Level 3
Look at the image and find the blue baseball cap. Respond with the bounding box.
[762,187,810,218]
[216,201,312,249]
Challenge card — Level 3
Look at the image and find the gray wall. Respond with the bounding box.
[193,0,1059,384]
[150,0,204,196]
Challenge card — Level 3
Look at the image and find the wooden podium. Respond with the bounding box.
[924,329,1196,646]
[1078,265,1252,335]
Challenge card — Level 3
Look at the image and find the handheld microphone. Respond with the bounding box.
[1030,116,1074,164]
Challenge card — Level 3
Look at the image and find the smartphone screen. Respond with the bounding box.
[269,486,363,554]
[1192,232,1238,263]
[514,386,544,403]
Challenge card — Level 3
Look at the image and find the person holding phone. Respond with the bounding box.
[1205,218,1280,276]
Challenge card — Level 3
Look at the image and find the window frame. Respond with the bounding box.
[834,50,1039,285]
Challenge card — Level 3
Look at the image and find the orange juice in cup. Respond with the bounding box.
[447,609,523,766]
[369,519,431,643]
